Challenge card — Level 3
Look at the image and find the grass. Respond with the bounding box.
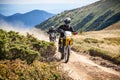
[104,37,120,45]
[84,38,104,43]
[105,21,120,30]
[72,30,120,64]
[89,47,120,64]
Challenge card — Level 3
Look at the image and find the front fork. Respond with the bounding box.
[59,38,73,53]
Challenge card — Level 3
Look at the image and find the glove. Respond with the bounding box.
[59,29,64,33]
[47,32,50,34]
[73,32,77,35]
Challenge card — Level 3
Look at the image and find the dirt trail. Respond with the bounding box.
[26,29,120,80]
[55,50,120,80]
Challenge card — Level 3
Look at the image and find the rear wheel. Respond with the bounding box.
[64,45,70,63]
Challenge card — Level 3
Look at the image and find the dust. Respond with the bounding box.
[0,19,49,41]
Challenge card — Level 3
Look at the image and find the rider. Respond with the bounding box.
[47,26,56,34]
[47,26,57,41]
[57,17,76,59]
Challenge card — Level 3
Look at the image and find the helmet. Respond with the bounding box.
[51,26,55,30]
[64,17,71,24]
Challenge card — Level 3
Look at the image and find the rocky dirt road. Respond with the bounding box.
[55,51,120,80]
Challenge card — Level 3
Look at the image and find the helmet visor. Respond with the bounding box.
[64,20,70,24]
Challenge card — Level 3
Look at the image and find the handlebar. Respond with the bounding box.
[72,32,77,35]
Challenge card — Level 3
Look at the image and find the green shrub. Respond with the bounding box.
[0,29,56,63]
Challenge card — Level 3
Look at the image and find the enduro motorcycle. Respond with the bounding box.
[59,31,77,63]
[49,32,56,42]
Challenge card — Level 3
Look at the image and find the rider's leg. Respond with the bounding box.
[61,38,66,60]
[58,37,64,60]
[58,38,61,52]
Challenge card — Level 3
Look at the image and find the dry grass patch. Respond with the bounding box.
[89,48,120,64]
[73,30,120,64]
[104,37,120,45]
[0,59,72,80]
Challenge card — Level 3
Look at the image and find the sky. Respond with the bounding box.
[0,0,99,16]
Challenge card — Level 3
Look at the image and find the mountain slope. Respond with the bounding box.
[104,21,120,30]
[0,10,54,27]
[36,0,120,31]
[0,14,5,19]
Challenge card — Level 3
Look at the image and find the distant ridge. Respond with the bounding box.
[0,10,55,27]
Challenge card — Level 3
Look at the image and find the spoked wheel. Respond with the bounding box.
[50,37,56,42]
[64,45,70,63]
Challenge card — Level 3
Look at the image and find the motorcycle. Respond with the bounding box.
[59,31,77,63]
[49,32,56,42]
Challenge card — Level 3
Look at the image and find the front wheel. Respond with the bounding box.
[64,45,70,63]
[50,37,55,42]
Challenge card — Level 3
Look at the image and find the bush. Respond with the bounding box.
[0,29,73,80]
[0,29,56,63]
[0,59,72,80]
